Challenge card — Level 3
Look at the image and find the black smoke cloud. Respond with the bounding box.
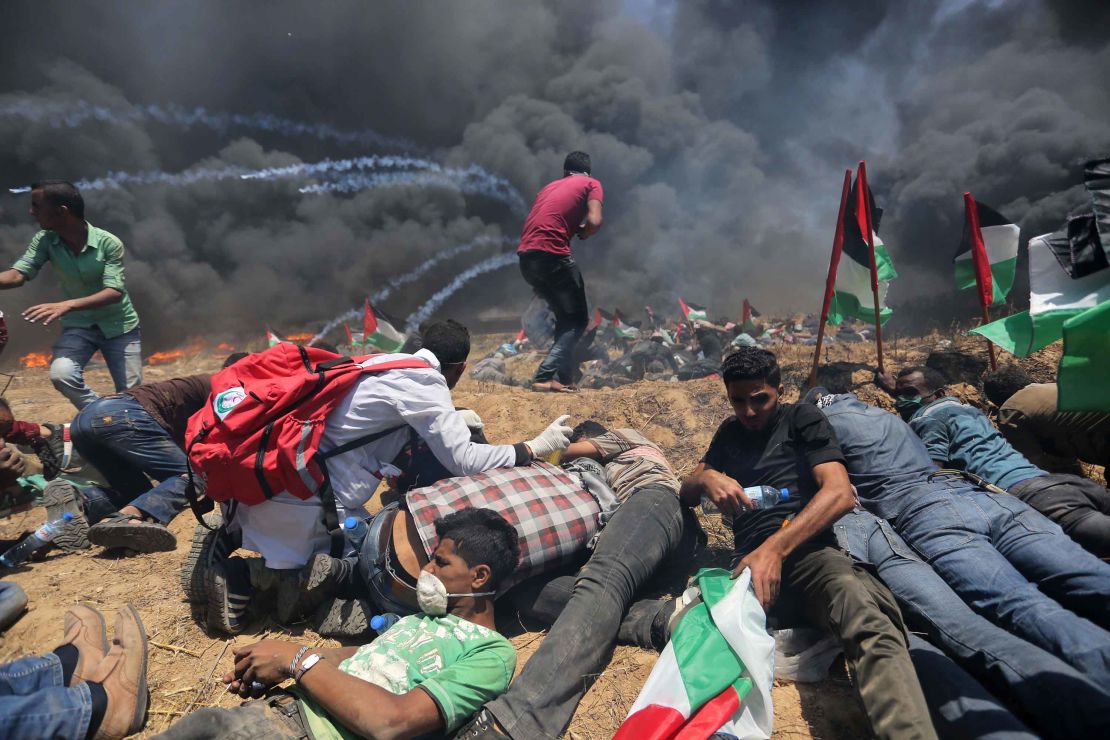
[1,0,1107,358]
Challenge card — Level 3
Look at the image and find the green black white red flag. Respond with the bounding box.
[615,568,774,740]
[954,194,1019,307]
[826,166,897,326]
[266,327,287,347]
[679,299,709,322]
[363,300,406,353]
[974,157,1110,410]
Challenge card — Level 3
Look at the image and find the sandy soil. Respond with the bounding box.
[0,330,1068,738]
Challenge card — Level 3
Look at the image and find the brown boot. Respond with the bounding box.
[87,604,148,740]
[60,604,109,685]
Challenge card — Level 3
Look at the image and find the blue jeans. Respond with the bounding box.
[835,509,1110,738]
[893,488,1110,682]
[51,325,142,410]
[519,252,588,385]
[0,653,93,740]
[71,395,190,524]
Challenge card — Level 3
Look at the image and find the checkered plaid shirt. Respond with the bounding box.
[405,462,600,593]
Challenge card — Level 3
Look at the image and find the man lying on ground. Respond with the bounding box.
[198,320,574,634]
[45,352,250,555]
[159,508,518,740]
[272,448,605,637]
[880,365,1110,557]
[817,390,1110,686]
[680,348,937,740]
[982,364,1110,475]
[0,603,148,740]
[459,421,705,740]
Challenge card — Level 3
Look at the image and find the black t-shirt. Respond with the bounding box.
[702,403,846,556]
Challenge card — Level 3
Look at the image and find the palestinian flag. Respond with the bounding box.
[515,327,526,343]
[613,310,640,340]
[363,300,406,353]
[954,194,1019,307]
[266,328,286,347]
[679,298,709,322]
[974,157,1110,410]
[826,163,897,326]
[742,299,761,329]
[344,323,356,347]
[615,568,774,740]
[597,308,616,328]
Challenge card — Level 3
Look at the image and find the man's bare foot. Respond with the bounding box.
[531,380,575,393]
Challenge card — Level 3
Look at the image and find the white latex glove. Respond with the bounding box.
[525,415,574,460]
[456,409,484,431]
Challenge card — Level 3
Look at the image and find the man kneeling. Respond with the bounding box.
[158,508,519,740]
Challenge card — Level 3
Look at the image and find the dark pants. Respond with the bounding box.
[768,544,937,740]
[70,395,191,524]
[490,488,701,739]
[156,693,308,739]
[1010,473,1110,557]
[518,251,588,385]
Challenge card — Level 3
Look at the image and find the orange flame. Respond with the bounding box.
[285,332,315,343]
[216,342,235,352]
[147,349,187,365]
[20,352,50,369]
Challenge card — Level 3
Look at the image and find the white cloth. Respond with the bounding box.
[234,348,518,568]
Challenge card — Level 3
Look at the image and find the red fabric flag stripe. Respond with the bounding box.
[363,299,378,337]
[964,192,993,308]
[856,161,879,291]
[344,323,354,345]
[819,169,854,325]
[674,685,742,740]
[614,705,688,740]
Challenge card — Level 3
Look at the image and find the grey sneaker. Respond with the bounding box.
[312,597,374,640]
[276,553,357,624]
[42,480,89,552]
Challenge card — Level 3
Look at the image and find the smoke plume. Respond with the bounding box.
[1,0,1107,358]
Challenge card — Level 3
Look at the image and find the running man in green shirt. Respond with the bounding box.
[0,181,142,409]
[156,507,520,740]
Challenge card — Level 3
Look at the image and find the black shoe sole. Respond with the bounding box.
[313,598,374,639]
[89,520,177,553]
[205,558,251,636]
[42,481,89,552]
[180,510,239,605]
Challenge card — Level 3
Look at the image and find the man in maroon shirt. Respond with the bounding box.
[518,151,604,392]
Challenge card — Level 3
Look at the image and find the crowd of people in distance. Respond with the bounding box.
[1,164,1109,740]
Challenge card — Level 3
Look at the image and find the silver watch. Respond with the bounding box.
[295,652,323,681]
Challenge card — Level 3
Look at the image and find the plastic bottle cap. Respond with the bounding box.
[344,516,359,530]
[62,512,74,521]
[779,488,789,501]
[370,615,385,631]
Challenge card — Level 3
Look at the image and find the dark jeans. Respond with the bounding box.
[908,635,1036,740]
[70,395,191,524]
[519,251,588,385]
[490,488,701,739]
[0,653,93,740]
[894,489,1110,682]
[767,543,937,740]
[1009,473,1110,557]
[155,692,309,739]
[835,509,1110,738]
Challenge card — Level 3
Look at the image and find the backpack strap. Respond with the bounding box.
[185,423,218,530]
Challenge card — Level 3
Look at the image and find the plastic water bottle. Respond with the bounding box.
[343,516,368,557]
[706,486,790,529]
[370,613,400,633]
[0,513,74,568]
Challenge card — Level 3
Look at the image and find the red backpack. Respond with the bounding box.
[185,343,430,526]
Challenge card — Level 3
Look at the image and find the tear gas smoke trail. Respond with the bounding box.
[404,251,517,333]
[8,155,523,211]
[0,99,415,151]
[309,235,513,344]
[297,168,527,215]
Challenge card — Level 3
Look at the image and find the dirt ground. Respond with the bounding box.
[0,330,1068,738]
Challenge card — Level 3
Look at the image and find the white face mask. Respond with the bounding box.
[416,570,496,617]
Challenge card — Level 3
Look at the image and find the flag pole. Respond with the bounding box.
[809,169,854,388]
[858,161,885,373]
[964,192,999,370]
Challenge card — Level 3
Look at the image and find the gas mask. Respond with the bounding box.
[416,570,496,617]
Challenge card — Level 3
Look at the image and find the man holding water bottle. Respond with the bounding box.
[679,347,936,740]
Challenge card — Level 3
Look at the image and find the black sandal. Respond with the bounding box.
[88,513,178,553]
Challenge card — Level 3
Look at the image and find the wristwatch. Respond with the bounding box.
[295,652,324,681]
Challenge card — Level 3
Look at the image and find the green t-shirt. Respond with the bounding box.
[295,614,516,739]
[11,223,140,337]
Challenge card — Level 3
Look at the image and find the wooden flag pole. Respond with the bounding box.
[808,169,854,388]
[858,161,885,374]
[981,304,998,370]
[964,192,999,371]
